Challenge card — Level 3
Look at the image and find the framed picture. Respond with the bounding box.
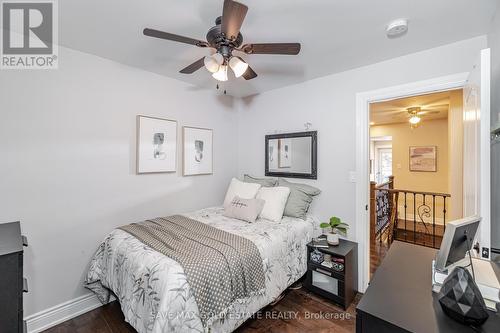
[183,126,213,176]
[278,138,292,168]
[136,115,177,174]
[409,146,437,172]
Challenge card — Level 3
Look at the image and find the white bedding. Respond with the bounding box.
[85,207,320,333]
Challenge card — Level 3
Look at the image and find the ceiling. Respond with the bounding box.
[370,90,461,126]
[59,0,497,97]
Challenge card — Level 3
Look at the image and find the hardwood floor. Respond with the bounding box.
[43,288,360,333]
[370,220,445,276]
[370,240,389,277]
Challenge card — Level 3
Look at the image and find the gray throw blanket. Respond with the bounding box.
[119,215,265,325]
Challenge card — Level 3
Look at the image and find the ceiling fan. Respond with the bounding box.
[143,0,301,82]
[381,97,448,128]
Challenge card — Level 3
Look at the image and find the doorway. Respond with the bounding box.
[355,72,470,292]
[368,90,463,277]
[356,49,491,292]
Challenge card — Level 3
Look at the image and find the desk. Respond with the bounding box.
[356,241,500,333]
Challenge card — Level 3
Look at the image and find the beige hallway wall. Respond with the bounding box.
[370,119,449,193]
[371,119,450,223]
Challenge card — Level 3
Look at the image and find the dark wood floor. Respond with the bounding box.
[370,220,445,276]
[43,288,360,333]
[369,240,389,277]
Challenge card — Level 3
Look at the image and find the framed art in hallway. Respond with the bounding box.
[183,126,213,176]
[136,115,177,174]
[409,146,437,172]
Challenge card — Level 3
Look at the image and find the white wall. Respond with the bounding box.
[237,36,486,238]
[0,46,239,316]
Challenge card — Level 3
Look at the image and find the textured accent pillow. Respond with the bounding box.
[278,179,321,219]
[223,196,266,223]
[244,174,278,187]
[256,186,291,222]
[223,178,261,207]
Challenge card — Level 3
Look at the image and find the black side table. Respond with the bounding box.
[304,238,358,310]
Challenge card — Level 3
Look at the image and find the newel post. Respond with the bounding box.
[370,181,377,246]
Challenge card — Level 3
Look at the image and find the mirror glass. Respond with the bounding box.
[265,131,317,179]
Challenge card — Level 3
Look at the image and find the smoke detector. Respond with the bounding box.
[386,19,408,38]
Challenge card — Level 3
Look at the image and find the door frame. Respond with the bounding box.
[355,72,469,292]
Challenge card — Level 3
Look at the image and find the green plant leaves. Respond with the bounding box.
[330,216,341,225]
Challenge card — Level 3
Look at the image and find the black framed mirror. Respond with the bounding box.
[265,131,317,179]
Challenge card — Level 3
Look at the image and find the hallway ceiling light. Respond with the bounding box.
[409,115,421,125]
[408,106,421,128]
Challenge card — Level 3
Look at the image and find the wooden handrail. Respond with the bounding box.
[376,188,451,198]
[375,175,394,189]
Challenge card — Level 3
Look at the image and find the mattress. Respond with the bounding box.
[85,207,320,333]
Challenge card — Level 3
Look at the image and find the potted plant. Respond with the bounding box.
[320,216,349,246]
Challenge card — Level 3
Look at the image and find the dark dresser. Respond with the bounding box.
[0,222,28,333]
[356,241,500,333]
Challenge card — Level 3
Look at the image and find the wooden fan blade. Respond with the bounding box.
[241,43,301,55]
[221,0,248,40]
[179,57,206,74]
[242,65,257,80]
[419,110,441,115]
[143,28,208,47]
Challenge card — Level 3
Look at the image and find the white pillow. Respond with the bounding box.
[223,178,261,207]
[256,186,291,222]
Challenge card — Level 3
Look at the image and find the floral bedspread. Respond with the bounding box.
[85,207,320,333]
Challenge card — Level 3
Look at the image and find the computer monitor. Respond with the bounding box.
[435,215,481,272]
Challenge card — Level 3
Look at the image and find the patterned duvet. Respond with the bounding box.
[85,207,320,333]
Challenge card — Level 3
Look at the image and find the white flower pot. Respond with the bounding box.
[327,233,339,246]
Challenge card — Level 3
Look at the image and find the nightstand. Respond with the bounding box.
[304,238,358,310]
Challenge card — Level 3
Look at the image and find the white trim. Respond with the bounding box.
[355,73,469,292]
[25,293,103,333]
[479,48,491,255]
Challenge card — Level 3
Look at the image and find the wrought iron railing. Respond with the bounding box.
[370,176,451,249]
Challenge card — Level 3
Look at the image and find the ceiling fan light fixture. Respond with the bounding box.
[229,56,249,78]
[204,53,224,73]
[212,65,228,81]
[409,115,421,125]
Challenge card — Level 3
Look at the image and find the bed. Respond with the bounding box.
[85,206,321,333]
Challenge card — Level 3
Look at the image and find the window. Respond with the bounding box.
[376,148,392,184]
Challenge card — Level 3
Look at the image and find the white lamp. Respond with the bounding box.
[229,57,249,78]
[204,53,224,73]
[212,65,228,82]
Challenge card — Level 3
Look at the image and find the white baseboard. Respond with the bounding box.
[25,293,103,333]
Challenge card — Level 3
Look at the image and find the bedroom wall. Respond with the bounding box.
[0,46,239,317]
[236,36,487,239]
